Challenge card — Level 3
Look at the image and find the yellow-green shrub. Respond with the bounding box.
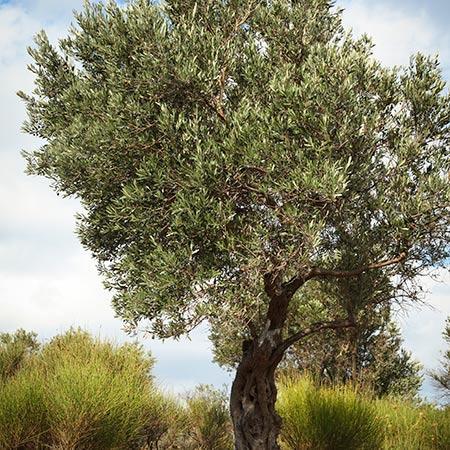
[0,329,180,449]
[277,375,383,450]
[374,397,450,450]
[183,385,233,450]
[0,369,48,449]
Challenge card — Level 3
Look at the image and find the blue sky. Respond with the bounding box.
[0,0,449,398]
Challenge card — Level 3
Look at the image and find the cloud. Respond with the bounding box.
[341,0,450,76]
[2,0,83,25]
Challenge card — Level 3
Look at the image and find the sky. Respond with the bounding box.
[0,0,449,398]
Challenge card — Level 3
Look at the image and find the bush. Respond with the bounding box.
[2,329,448,449]
[182,385,233,450]
[0,369,48,449]
[277,375,383,450]
[0,329,179,449]
[0,329,39,379]
[375,397,450,450]
[277,375,450,450]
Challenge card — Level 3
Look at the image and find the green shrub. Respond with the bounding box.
[2,329,446,450]
[0,329,39,379]
[183,385,233,450]
[375,397,450,450]
[421,406,450,450]
[0,369,47,449]
[277,375,383,450]
[0,329,178,449]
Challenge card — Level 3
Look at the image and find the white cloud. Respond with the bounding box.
[341,1,450,73]
[0,5,36,63]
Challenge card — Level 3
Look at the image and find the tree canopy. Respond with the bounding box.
[21,0,450,340]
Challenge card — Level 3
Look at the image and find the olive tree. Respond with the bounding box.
[20,1,450,448]
[211,274,423,399]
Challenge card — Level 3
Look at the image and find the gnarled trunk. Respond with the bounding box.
[230,334,284,450]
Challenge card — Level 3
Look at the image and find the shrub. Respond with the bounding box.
[375,397,450,450]
[0,329,39,379]
[0,369,48,449]
[183,385,233,450]
[277,375,383,450]
[428,407,450,449]
[0,329,178,449]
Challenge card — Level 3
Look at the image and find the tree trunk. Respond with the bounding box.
[230,333,284,450]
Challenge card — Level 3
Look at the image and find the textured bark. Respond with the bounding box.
[230,336,283,450]
[229,282,294,449]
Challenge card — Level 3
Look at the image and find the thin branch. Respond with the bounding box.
[277,318,354,355]
[283,252,407,296]
[210,3,257,123]
[307,252,407,279]
[204,97,227,123]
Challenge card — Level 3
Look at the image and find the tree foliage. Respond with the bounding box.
[431,317,450,400]
[20,0,450,343]
[0,329,39,380]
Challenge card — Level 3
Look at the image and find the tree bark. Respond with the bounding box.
[229,278,294,450]
[230,334,283,450]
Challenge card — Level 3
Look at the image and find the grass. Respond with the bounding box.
[277,375,450,450]
[0,329,179,449]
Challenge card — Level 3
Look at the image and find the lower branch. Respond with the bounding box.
[276,318,355,356]
[283,252,407,296]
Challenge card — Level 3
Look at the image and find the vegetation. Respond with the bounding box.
[183,385,234,450]
[213,279,422,398]
[374,397,450,450]
[0,328,449,449]
[431,317,450,400]
[277,375,450,450]
[282,278,423,398]
[0,329,39,379]
[277,375,383,450]
[0,329,178,449]
[19,0,450,448]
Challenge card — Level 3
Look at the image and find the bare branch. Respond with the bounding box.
[276,318,355,355]
[284,252,407,296]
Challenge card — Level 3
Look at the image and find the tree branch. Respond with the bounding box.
[209,2,257,123]
[276,318,355,356]
[307,252,407,280]
[283,252,407,296]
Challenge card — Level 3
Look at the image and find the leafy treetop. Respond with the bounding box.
[20,0,450,339]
